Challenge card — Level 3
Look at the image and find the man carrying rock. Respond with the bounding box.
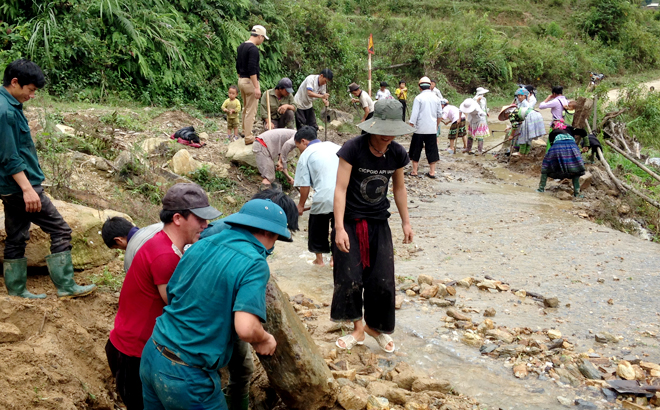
[294,68,333,131]
[1,59,96,299]
[106,183,221,410]
[408,76,441,178]
[236,25,268,145]
[293,126,340,266]
[253,128,297,188]
[140,199,290,409]
[260,77,296,130]
[349,82,375,122]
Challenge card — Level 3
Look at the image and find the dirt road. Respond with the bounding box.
[607,78,660,102]
[270,145,660,410]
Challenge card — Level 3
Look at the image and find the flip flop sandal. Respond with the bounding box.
[425,172,437,179]
[336,334,364,350]
[371,333,395,353]
[404,172,419,177]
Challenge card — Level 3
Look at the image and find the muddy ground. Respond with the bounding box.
[1,101,659,410]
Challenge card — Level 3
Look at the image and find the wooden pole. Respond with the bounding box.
[604,140,660,184]
[266,89,273,130]
[592,94,598,133]
[368,53,372,97]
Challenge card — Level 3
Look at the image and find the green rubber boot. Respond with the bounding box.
[224,393,249,410]
[45,251,97,299]
[573,177,584,198]
[3,258,46,299]
[537,173,548,193]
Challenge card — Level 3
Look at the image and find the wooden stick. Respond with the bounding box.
[596,147,626,193]
[592,94,598,132]
[266,89,272,130]
[604,140,660,184]
[596,149,660,208]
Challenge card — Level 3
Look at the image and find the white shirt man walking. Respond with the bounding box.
[408,76,442,178]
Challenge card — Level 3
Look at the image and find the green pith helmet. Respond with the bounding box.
[357,99,416,136]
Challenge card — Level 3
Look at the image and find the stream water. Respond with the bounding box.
[268,152,660,409]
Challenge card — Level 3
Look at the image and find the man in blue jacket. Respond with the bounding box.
[1,59,95,299]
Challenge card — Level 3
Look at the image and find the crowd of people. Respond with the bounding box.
[1,23,599,410]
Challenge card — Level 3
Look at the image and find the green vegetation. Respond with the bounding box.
[2,0,660,111]
[189,165,236,192]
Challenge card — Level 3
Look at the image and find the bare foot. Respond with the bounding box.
[312,258,325,266]
[330,256,334,267]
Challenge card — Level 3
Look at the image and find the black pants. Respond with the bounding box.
[409,133,440,164]
[308,213,333,254]
[399,100,407,122]
[106,339,144,410]
[264,109,295,130]
[295,107,318,131]
[1,185,72,260]
[331,219,395,334]
[360,111,374,135]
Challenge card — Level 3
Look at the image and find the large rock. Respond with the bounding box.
[337,384,369,410]
[258,279,338,410]
[0,322,21,343]
[225,138,258,168]
[0,199,131,268]
[170,149,201,175]
[140,137,170,154]
[410,377,452,394]
[579,171,592,191]
[321,108,354,125]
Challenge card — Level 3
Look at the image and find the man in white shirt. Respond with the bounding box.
[294,68,333,131]
[349,83,375,122]
[439,99,467,154]
[293,126,340,266]
[408,76,442,178]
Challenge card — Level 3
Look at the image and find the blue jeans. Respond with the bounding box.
[140,338,226,410]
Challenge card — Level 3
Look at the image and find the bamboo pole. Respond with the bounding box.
[368,53,372,97]
[604,140,660,184]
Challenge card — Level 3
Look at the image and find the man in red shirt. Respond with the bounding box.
[105,183,221,410]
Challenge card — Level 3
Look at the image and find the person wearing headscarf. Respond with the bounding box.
[525,85,537,108]
[511,104,545,155]
[514,87,531,110]
[538,127,586,198]
[474,87,489,116]
[459,98,490,155]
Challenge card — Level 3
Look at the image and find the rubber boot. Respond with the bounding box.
[224,392,249,410]
[573,177,584,198]
[477,139,484,155]
[45,251,97,299]
[465,138,473,153]
[3,258,47,299]
[537,173,548,193]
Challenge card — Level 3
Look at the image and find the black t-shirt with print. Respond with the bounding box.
[337,134,410,220]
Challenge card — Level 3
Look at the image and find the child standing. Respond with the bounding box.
[376,81,391,100]
[222,85,241,140]
[394,80,408,122]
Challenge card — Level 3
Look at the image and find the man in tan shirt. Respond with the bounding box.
[260,78,296,130]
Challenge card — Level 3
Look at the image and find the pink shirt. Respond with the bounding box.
[539,96,568,120]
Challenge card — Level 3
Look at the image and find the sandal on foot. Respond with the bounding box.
[336,335,364,350]
[371,333,395,353]
[425,172,437,179]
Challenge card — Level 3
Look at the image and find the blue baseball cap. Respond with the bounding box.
[222,199,292,242]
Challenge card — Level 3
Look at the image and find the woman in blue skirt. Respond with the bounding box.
[538,126,587,198]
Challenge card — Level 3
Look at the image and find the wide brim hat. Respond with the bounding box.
[222,199,292,242]
[498,104,517,121]
[459,98,479,114]
[357,99,416,136]
[418,76,431,86]
[476,87,489,95]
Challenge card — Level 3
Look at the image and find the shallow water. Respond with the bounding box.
[268,156,660,410]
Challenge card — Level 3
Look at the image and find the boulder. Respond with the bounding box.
[417,274,433,285]
[578,360,603,380]
[258,279,338,410]
[419,285,438,299]
[337,384,369,410]
[114,150,136,170]
[366,381,408,405]
[0,322,21,343]
[225,138,258,168]
[392,368,418,391]
[321,108,354,125]
[140,137,169,154]
[0,199,131,268]
[410,377,452,394]
[366,396,389,410]
[55,124,76,137]
[616,360,635,380]
[329,120,343,130]
[170,149,201,175]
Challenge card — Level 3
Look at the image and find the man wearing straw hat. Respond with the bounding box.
[333,99,414,354]
[140,198,291,410]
